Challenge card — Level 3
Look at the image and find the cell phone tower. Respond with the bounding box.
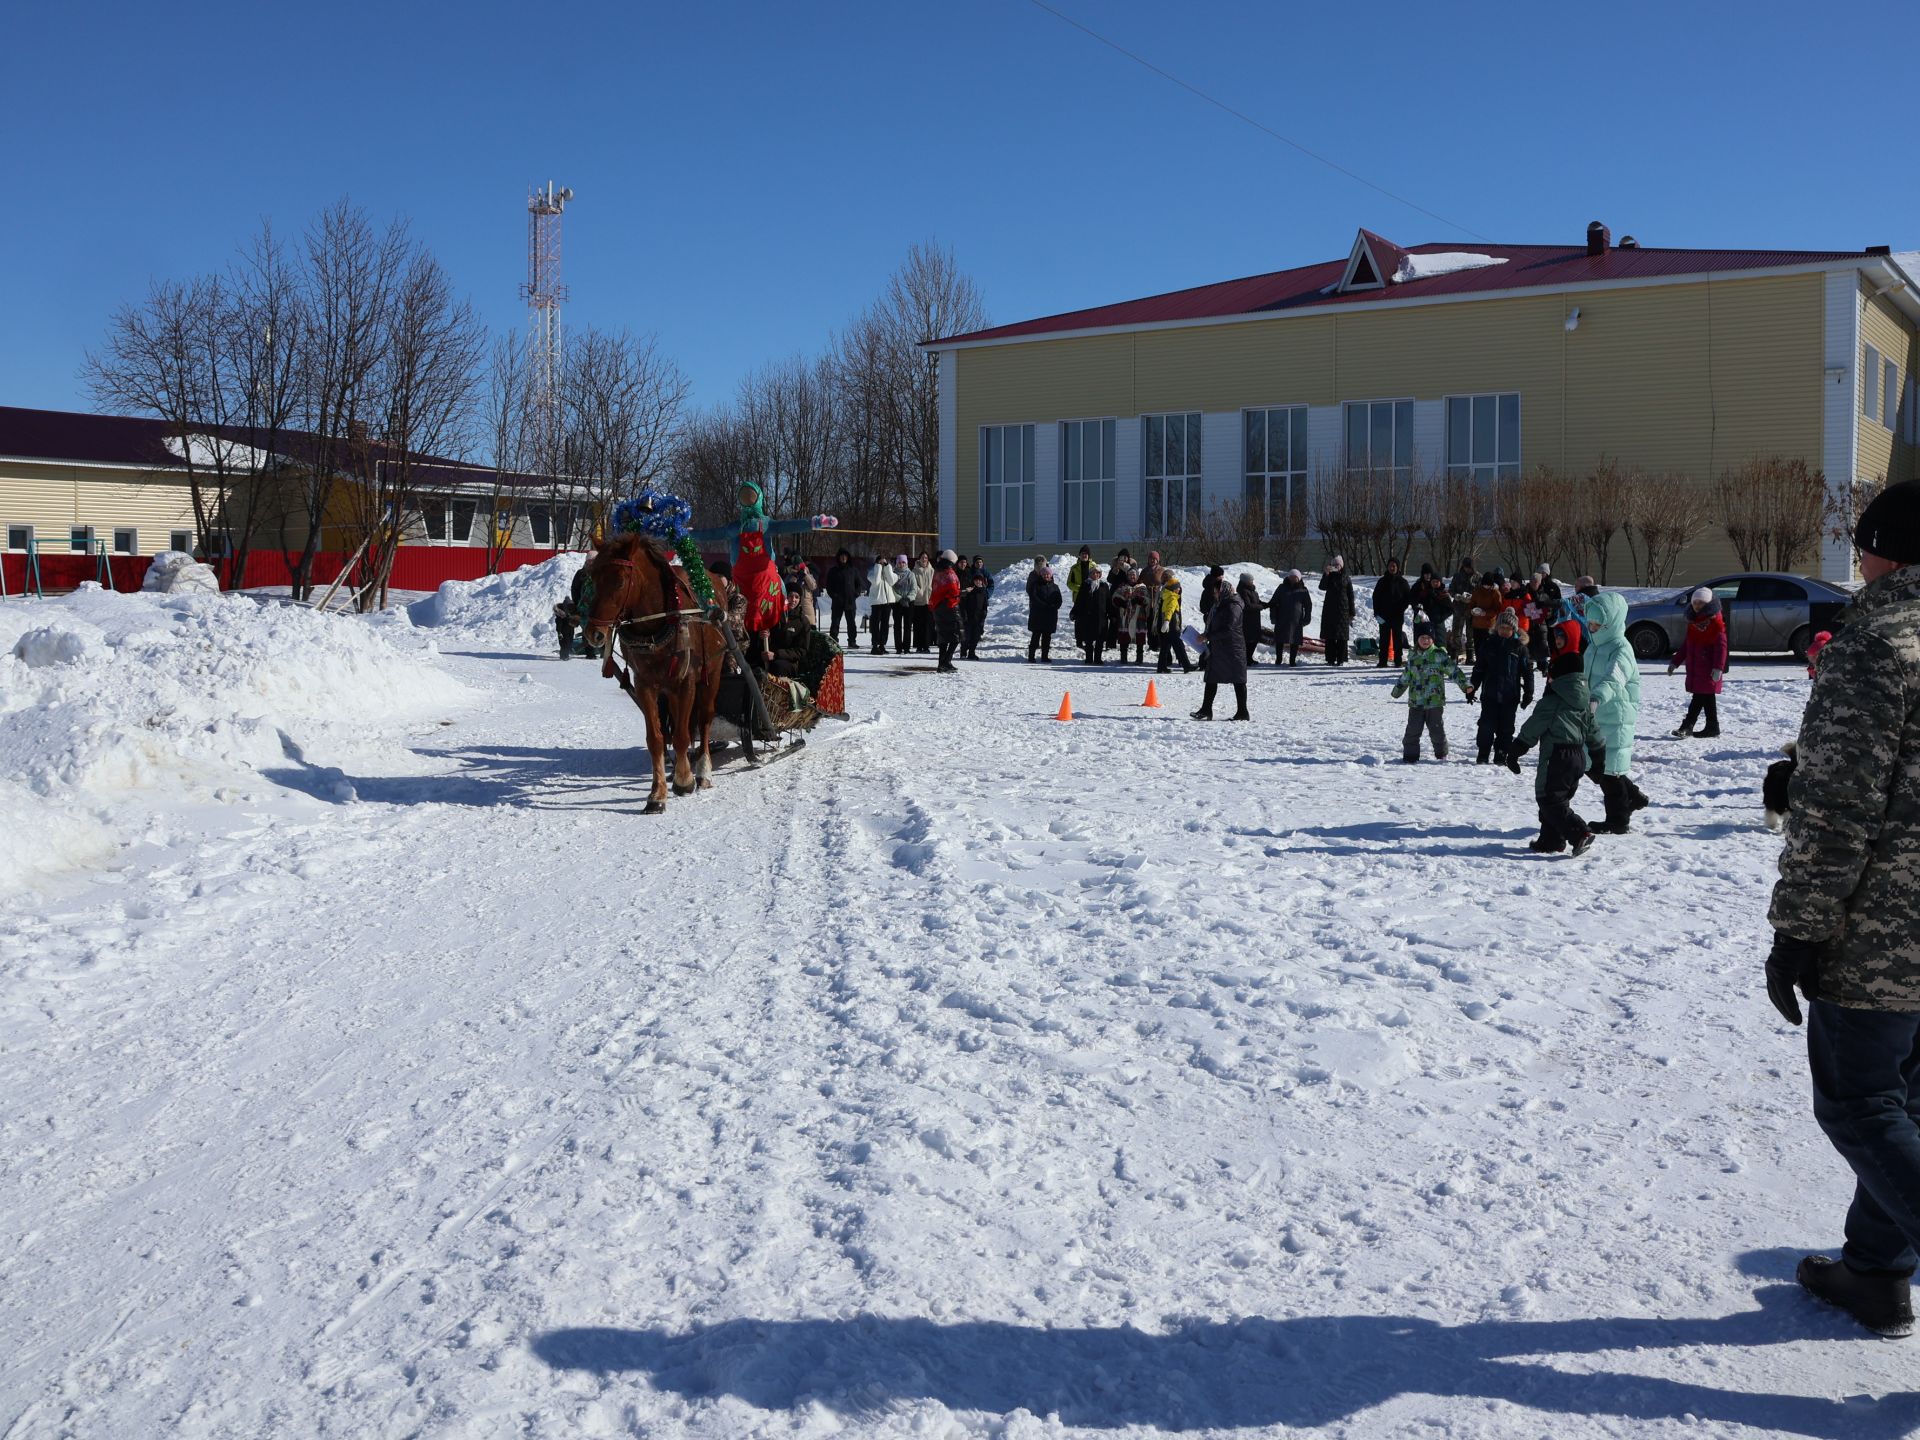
[521,181,574,455]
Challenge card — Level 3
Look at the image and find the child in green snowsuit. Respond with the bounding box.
[1508,633,1608,855]
[1390,622,1475,762]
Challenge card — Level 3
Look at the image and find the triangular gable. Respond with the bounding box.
[1339,229,1409,292]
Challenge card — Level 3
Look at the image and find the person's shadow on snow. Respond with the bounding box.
[532,1283,1917,1436]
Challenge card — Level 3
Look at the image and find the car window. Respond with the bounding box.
[1709,581,1740,603]
[1738,577,1806,603]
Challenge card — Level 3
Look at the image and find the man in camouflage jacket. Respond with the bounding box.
[1768,480,1920,1337]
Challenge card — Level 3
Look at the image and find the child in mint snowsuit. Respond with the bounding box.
[1391,622,1475,762]
[1581,591,1649,833]
[1508,628,1608,854]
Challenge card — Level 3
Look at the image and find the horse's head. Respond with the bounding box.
[578,534,670,651]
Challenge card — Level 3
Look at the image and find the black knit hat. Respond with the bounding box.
[1856,482,1920,563]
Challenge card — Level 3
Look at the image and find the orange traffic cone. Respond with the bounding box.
[1141,680,1161,708]
[1055,692,1074,722]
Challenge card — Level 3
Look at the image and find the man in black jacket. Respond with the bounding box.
[1371,559,1412,667]
[822,549,864,648]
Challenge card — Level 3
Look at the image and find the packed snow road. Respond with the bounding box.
[3,587,1917,1437]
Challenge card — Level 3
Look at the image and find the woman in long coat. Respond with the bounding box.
[1667,587,1727,737]
[1193,584,1250,720]
[1236,574,1265,665]
[1318,557,1355,665]
[1269,570,1314,665]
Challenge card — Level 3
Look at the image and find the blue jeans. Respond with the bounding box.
[1808,999,1920,1274]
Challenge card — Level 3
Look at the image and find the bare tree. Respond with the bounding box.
[1558,455,1631,584]
[1717,456,1829,573]
[1623,471,1713,586]
[1492,466,1566,578]
[225,222,307,588]
[482,335,529,574]
[560,327,690,535]
[1826,471,1885,573]
[343,248,486,609]
[1413,468,1477,581]
[877,241,987,531]
[1310,461,1390,577]
[291,201,407,599]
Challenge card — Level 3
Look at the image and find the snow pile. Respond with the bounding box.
[140,550,221,594]
[0,588,469,890]
[403,553,585,652]
[1394,251,1508,283]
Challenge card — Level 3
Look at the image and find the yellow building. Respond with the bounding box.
[925,224,1920,582]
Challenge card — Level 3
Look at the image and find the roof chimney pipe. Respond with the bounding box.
[1586,221,1611,257]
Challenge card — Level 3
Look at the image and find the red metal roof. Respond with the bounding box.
[0,405,557,490]
[931,236,1874,346]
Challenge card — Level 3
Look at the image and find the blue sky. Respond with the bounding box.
[5,0,1908,424]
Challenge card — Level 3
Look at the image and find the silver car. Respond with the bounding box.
[1623,573,1852,661]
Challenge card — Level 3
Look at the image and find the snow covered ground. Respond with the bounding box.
[2,573,1915,1439]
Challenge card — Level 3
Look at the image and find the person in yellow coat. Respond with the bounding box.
[1155,573,1195,673]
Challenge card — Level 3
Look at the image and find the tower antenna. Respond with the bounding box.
[521,181,574,463]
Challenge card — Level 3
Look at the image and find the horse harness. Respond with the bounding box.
[592,545,722,692]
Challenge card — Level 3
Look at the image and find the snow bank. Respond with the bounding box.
[0,588,469,890]
[1394,251,1508,283]
[402,553,585,653]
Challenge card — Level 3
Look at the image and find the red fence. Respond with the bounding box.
[0,547,578,598]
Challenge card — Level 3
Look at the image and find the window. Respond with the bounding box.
[1143,411,1203,535]
[69,525,94,553]
[422,499,447,541]
[6,525,31,552]
[1445,393,1520,521]
[529,505,551,546]
[451,499,477,544]
[1244,406,1308,536]
[1061,418,1116,542]
[170,530,192,554]
[1864,343,1882,421]
[1886,357,1900,433]
[1739,576,1806,603]
[112,528,137,555]
[980,423,1036,544]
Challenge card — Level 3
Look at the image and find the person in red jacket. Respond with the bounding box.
[1668,586,1728,737]
[929,550,963,673]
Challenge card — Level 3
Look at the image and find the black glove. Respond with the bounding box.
[1767,933,1822,1026]
[1504,754,1523,775]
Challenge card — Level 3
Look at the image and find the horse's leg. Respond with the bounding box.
[640,684,669,814]
[669,671,698,796]
[694,648,722,790]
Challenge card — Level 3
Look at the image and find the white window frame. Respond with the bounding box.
[1345,398,1418,524]
[451,497,478,545]
[1060,417,1117,543]
[1885,357,1900,434]
[1243,405,1309,536]
[170,530,192,554]
[979,423,1036,545]
[421,496,448,543]
[112,527,138,555]
[1444,392,1521,528]
[6,523,33,552]
[1864,343,1882,422]
[69,524,95,554]
[1142,411,1203,537]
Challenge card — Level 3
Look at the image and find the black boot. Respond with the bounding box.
[1191,708,1213,721]
[1528,834,1566,854]
[1476,748,1490,764]
[1797,1255,1916,1337]
[1627,780,1650,813]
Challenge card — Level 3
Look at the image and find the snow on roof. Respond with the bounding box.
[1392,251,1508,283]
[163,434,283,471]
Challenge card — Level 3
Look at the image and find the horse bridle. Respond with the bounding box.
[585,545,721,677]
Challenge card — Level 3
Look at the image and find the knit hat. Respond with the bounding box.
[939,548,957,564]
[1856,481,1920,563]
[1414,622,1437,644]
[1691,586,1713,606]
[1287,569,1302,581]
[1494,609,1518,632]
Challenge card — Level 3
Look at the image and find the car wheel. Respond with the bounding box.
[1789,624,1812,664]
[1629,624,1669,661]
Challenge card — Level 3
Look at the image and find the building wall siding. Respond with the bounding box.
[1860,282,1919,486]
[0,461,200,553]
[948,270,1839,582]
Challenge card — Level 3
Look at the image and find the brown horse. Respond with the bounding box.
[578,533,731,813]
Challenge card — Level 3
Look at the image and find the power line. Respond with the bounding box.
[1024,0,1491,243]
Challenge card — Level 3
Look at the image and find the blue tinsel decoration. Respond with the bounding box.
[612,489,694,542]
